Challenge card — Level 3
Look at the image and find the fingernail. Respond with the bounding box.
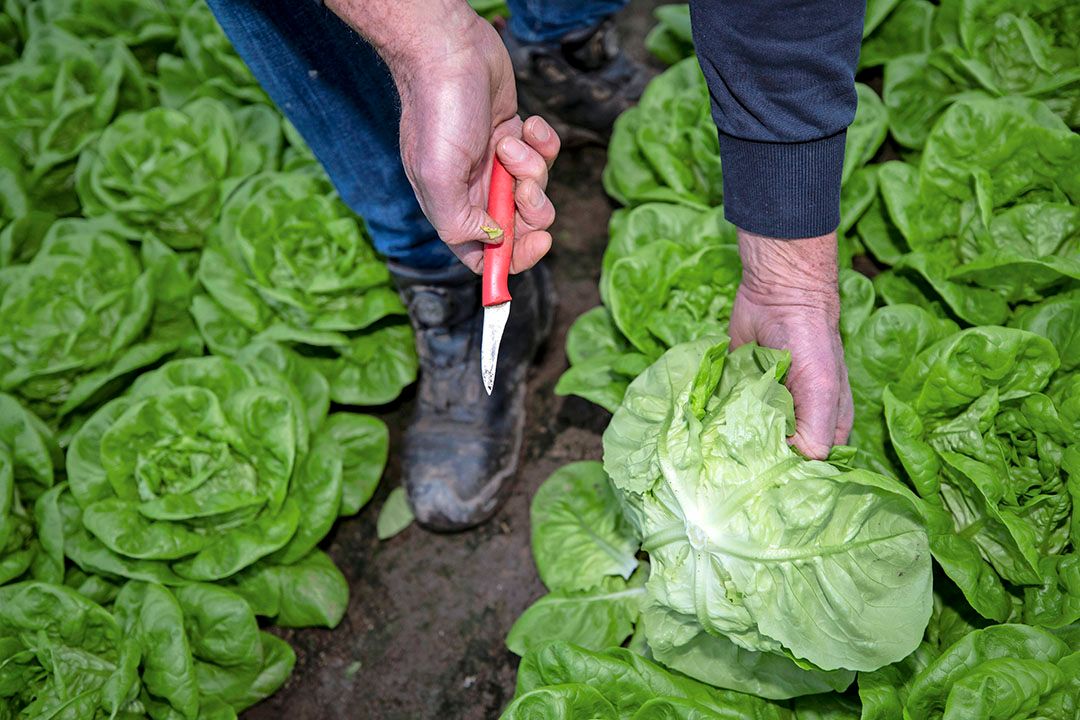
[502,137,526,161]
[531,120,551,142]
[480,224,502,241]
[526,182,543,208]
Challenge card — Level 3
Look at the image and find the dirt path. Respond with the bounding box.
[244,4,663,719]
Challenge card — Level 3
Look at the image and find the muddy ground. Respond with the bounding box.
[244,4,664,719]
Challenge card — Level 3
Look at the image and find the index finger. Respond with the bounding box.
[522,115,560,171]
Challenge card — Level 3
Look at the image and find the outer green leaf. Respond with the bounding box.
[530,461,639,592]
[506,572,646,657]
[904,624,1074,720]
[861,0,935,69]
[842,84,889,184]
[0,581,140,718]
[113,580,200,719]
[641,601,855,700]
[377,487,414,540]
[320,412,388,516]
[173,582,296,711]
[514,641,793,720]
[1010,289,1080,372]
[501,684,618,720]
[556,307,643,413]
[225,549,349,628]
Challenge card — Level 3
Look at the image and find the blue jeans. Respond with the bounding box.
[208,0,628,269]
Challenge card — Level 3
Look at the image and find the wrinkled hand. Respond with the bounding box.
[729,230,853,460]
[390,13,560,273]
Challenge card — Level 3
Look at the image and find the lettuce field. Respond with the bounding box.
[1,0,1079,718]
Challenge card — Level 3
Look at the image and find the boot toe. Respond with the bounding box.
[401,431,518,532]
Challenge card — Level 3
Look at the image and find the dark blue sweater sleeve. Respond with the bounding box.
[689,0,865,238]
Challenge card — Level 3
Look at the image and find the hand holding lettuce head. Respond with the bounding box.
[730,230,854,460]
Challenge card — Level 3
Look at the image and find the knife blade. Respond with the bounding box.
[481,155,515,395]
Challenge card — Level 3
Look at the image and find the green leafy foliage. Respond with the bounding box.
[507,462,645,657]
[644,4,693,66]
[556,204,737,412]
[902,623,1080,720]
[376,487,414,540]
[0,222,201,427]
[860,605,1080,720]
[157,0,268,109]
[0,393,61,586]
[504,641,798,720]
[843,301,960,476]
[604,338,932,694]
[0,0,407,712]
[603,58,722,208]
[881,0,1080,149]
[192,171,416,404]
[23,0,186,62]
[861,0,936,69]
[75,97,282,249]
[63,349,387,585]
[0,581,140,718]
[861,97,1080,325]
[113,579,295,716]
[507,572,647,657]
[0,27,150,214]
[529,462,639,591]
[883,327,1078,621]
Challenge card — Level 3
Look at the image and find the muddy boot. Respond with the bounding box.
[498,16,655,145]
[390,261,555,532]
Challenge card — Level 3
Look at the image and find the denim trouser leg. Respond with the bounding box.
[206,0,455,269]
[506,0,631,43]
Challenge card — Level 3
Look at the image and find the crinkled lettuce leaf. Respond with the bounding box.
[603,338,932,693]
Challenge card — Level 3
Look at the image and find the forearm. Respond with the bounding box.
[689,0,865,238]
[323,0,477,73]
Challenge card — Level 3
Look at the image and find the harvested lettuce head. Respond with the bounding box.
[603,337,933,697]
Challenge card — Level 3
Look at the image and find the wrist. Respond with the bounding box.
[737,229,839,312]
[325,0,479,77]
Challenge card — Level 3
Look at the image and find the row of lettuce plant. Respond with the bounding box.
[500,2,1080,718]
[0,0,416,715]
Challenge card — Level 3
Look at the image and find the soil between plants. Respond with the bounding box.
[244,4,664,718]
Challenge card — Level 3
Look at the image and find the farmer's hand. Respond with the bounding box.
[729,230,853,460]
[326,0,560,273]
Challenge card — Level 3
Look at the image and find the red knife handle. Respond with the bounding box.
[483,156,514,307]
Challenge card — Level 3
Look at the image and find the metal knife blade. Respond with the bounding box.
[481,300,510,395]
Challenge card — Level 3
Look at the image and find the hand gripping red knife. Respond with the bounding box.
[481,156,515,395]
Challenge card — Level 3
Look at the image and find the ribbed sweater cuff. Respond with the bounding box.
[718,130,846,239]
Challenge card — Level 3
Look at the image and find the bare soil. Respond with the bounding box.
[244,4,663,719]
